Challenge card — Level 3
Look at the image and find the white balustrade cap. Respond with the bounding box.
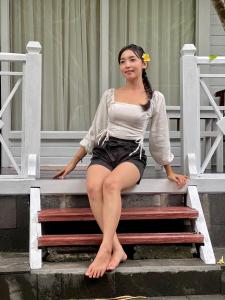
[181,44,196,56]
[26,41,42,54]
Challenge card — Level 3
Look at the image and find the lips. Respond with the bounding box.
[125,70,134,75]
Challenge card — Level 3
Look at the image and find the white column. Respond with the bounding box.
[196,0,211,106]
[29,187,42,269]
[195,0,210,56]
[1,0,10,167]
[187,186,215,264]
[21,41,42,178]
[99,0,109,94]
[180,44,201,174]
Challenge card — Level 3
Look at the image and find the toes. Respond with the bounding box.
[85,266,94,278]
[94,270,98,278]
[97,270,101,278]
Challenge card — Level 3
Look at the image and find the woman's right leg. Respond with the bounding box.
[86,164,127,267]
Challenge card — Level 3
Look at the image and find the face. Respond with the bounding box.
[119,49,147,81]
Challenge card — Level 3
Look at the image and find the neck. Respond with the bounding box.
[125,77,144,90]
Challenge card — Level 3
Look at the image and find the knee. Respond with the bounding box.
[103,176,121,194]
[87,182,102,201]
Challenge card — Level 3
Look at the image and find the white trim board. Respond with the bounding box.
[1,177,225,195]
[0,178,187,195]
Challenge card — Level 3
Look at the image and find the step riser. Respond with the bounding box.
[41,194,185,209]
[2,267,220,299]
[45,245,196,261]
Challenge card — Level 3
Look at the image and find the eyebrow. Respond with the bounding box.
[120,55,137,61]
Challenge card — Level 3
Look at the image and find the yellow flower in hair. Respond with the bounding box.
[142,53,151,62]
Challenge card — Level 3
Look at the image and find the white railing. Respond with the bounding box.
[0,41,42,178]
[181,44,225,176]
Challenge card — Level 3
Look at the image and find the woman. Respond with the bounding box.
[55,44,188,278]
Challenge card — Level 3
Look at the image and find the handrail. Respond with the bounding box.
[181,44,225,175]
[0,41,42,179]
[196,57,225,64]
[0,53,26,61]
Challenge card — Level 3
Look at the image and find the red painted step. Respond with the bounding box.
[38,232,204,247]
[38,206,198,222]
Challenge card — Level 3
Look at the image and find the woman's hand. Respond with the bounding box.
[53,160,77,179]
[54,146,87,179]
[167,173,189,188]
[164,164,189,188]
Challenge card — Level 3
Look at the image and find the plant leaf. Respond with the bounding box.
[208,55,218,61]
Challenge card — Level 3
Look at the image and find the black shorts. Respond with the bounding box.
[89,136,147,184]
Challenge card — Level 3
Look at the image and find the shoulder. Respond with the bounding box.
[101,88,114,103]
[102,88,114,97]
[150,91,166,114]
[151,90,166,106]
[152,90,165,102]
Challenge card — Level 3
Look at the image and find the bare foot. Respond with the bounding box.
[107,247,127,271]
[85,245,111,278]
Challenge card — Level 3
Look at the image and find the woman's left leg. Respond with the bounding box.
[85,161,140,278]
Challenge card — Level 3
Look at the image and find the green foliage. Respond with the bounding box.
[208,55,218,61]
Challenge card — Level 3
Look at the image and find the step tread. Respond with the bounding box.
[38,206,198,222]
[38,232,204,247]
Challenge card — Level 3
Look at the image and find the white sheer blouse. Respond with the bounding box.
[80,88,174,165]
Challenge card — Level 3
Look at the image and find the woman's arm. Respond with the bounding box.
[149,92,188,187]
[80,89,110,153]
[54,146,87,179]
[149,92,174,165]
[54,89,111,179]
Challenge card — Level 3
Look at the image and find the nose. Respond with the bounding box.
[124,60,131,68]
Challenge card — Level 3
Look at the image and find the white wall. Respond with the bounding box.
[210,2,225,98]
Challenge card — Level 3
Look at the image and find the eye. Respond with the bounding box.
[120,60,125,64]
[130,58,136,62]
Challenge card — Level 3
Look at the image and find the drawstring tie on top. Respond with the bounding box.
[97,129,144,159]
[97,129,110,146]
[129,137,143,159]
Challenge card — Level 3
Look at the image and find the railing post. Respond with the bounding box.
[21,41,42,178]
[1,0,11,168]
[180,44,201,175]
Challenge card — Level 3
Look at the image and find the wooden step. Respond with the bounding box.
[38,232,204,247]
[38,206,198,222]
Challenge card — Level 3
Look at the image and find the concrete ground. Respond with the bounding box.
[0,249,224,299]
[0,247,223,274]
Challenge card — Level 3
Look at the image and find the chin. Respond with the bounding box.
[124,74,136,80]
[126,76,137,81]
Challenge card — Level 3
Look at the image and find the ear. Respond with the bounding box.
[142,61,148,69]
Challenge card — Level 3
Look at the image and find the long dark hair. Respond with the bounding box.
[118,44,153,111]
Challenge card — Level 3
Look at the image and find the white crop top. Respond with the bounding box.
[80,88,174,165]
[97,98,150,158]
[108,101,149,140]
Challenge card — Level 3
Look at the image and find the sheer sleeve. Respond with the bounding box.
[149,91,174,165]
[80,89,111,153]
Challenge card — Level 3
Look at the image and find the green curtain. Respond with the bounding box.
[109,0,196,105]
[10,0,100,130]
[10,0,195,130]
